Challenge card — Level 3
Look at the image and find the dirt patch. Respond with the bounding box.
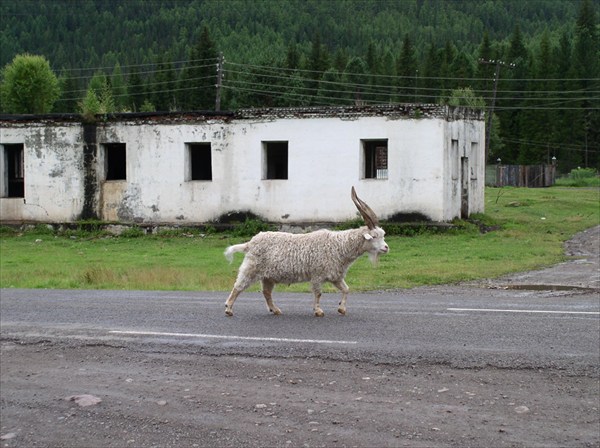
[1,342,598,448]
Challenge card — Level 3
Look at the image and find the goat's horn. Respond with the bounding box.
[351,186,379,229]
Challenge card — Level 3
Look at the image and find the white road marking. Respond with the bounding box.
[109,330,357,345]
[447,308,599,315]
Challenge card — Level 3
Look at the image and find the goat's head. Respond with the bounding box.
[351,186,389,263]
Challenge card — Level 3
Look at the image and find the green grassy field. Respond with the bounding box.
[1,187,598,292]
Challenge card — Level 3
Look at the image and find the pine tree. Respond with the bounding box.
[111,63,127,111]
[317,68,345,105]
[127,68,146,112]
[280,70,310,106]
[396,34,417,102]
[438,41,457,94]
[378,48,396,104]
[421,42,441,104]
[573,0,599,169]
[553,31,581,170]
[56,68,80,113]
[152,53,177,111]
[475,31,493,94]
[365,41,380,86]
[285,42,300,70]
[498,25,529,164]
[518,31,556,165]
[179,26,218,110]
[450,50,473,89]
[343,57,369,104]
[306,33,329,104]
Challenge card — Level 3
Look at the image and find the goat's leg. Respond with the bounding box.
[311,283,324,317]
[224,262,255,316]
[224,288,241,316]
[261,279,281,315]
[333,279,350,315]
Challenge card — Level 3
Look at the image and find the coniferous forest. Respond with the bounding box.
[1,0,598,170]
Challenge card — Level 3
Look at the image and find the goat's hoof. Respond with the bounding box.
[225,308,233,317]
[314,309,324,317]
[270,308,282,315]
[337,307,346,316]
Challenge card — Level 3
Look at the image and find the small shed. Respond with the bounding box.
[0,104,485,225]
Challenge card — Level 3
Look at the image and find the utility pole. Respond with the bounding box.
[478,59,515,163]
[215,52,224,111]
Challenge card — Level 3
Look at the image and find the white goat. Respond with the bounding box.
[224,187,389,317]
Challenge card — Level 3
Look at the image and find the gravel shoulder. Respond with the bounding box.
[1,342,598,448]
[481,225,600,290]
[1,226,599,448]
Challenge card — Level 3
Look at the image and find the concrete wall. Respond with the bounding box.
[0,107,485,224]
[0,122,84,222]
[443,118,486,221]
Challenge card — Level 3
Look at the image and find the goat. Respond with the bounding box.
[224,187,389,317]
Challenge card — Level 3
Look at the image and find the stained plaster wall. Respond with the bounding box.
[0,122,84,222]
[0,108,485,224]
[443,118,486,220]
[95,120,232,223]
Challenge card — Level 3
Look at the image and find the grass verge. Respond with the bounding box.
[1,187,598,292]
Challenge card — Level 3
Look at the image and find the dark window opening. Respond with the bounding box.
[3,144,24,198]
[104,143,126,180]
[188,143,212,181]
[264,141,288,180]
[363,140,388,179]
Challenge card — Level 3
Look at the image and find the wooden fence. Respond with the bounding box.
[494,164,556,187]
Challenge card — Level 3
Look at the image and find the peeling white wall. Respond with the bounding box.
[1,110,485,224]
[0,123,83,222]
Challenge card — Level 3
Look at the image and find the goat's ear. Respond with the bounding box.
[363,233,373,240]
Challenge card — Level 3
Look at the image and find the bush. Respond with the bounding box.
[32,224,56,235]
[333,218,364,231]
[231,218,273,237]
[569,167,597,179]
[555,168,600,187]
[120,226,146,238]
[0,226,18,236]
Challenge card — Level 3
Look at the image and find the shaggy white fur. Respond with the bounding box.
[224,225,389,317]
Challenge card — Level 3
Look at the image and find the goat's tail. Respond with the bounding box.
[224,243,248,263]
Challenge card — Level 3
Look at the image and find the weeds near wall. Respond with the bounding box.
[333,218,364,231]
[230,218,274,237]
[0,226,19,236]
[156,227,216,237]
[119,226,146,238]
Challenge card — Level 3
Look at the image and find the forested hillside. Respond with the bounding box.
[1,0,598,170]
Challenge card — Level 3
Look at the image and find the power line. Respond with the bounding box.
[223,67,599,102]
[225,61,600,83]
[51,58,600,86]
[501,137,599,153]
[45,57,600,114]
[55,75,215,102]
[53,57,219,76]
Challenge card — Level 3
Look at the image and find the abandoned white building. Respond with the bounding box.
[0,105,485,226]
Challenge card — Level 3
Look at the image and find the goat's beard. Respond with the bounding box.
[368,252,380,266]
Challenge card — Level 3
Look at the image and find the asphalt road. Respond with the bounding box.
[1,286,599,374]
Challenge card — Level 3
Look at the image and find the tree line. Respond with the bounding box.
[0,0,598,170]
